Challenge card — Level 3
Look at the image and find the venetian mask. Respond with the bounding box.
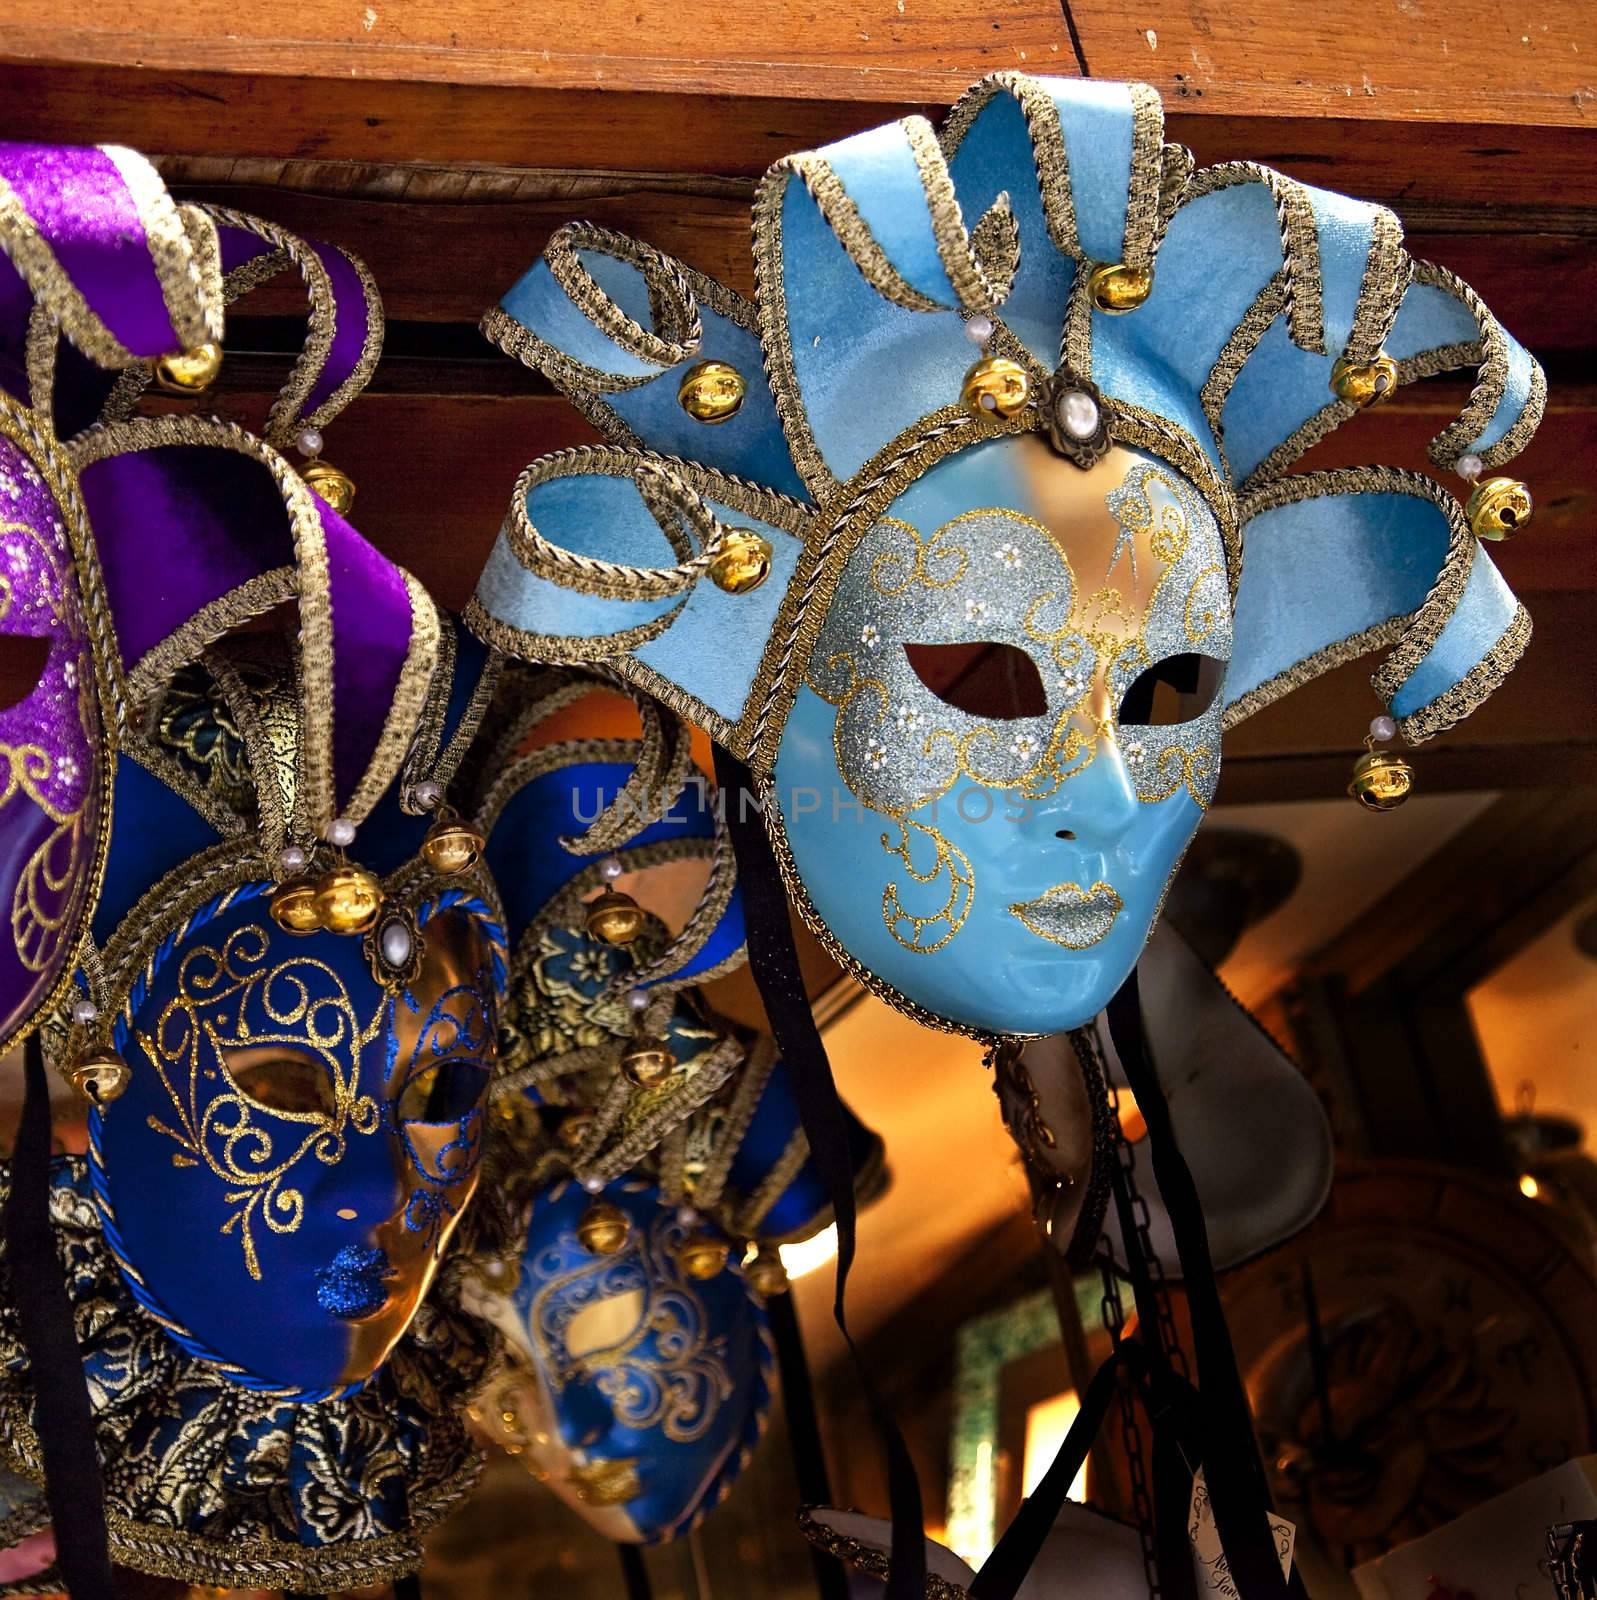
[468,74,1538,1041]
[466,1176,772,1543]
[92,878,500,1396]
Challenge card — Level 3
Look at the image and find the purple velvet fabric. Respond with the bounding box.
[0,431,100,1042]
[0,143,179,357]
[218,224,276,276]
[318,496,412,807]
[80,447,296,666]
[305,243,370,415]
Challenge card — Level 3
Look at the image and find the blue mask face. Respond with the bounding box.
[91,887,499,1397]
[469,1178,772,1543]
[772,436,1231,1036]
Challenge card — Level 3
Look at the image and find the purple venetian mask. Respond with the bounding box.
[0,420,102,1051]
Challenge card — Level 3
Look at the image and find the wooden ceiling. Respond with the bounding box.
[2,0,1593,805]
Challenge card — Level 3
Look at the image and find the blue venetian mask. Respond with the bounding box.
[468,74,1541,1042]
[467,1177,772,1542]
[91,877,501,1398]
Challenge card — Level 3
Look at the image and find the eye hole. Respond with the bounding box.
[903,641,1047,720]
[0,635,50,712]
[1117,653,1225,727]
[398,1060,490,1124]
[227,1047,338,1117]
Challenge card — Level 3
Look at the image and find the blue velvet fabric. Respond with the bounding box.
[483,759,743,987]
[1391,546,1520,718]
[497,248,804,497]
[727,1061,883,1240]
[1227,488,1451,710]
[496,1176,771,1542]
[474,469,800,725]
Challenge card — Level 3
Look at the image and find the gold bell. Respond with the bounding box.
[577,1201,631,1256]
[557,1111,593,1151]
[1349,748,1414,812]
[585,886,645,946]
[1087,263,1153,314]
[708,529,773,595]
[303,459,356,515]
[153,342,222,394]
[70,1049,131,1104]
[961,355,1030,420]
[745,1245,789,1297]
[678,360,747,424]
[270,877,325,935]
[621,1035,674,1088]
[1329,353,1398,409]
[313,864,384,934]
[1466,476,1532,542]
[421,814,485,875]
[675,1231,730,1281]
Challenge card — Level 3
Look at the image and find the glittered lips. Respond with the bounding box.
[314,1244,396,1320]
[1008,881,1124,949]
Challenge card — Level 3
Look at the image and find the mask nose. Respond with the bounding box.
[1034,733,1141,845]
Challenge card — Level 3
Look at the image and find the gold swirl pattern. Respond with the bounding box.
[137,925,381,1280]
[531,1206,733,1445]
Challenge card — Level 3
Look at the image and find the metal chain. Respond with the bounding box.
[1100,1044,1191,1381]
[1099,1252,1162,1600]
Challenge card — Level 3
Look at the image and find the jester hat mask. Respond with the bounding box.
[469,74,1541,1039]
[0,150,524,1587]
[464,1172,776,1546]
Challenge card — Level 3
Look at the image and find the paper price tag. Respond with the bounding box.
[1189,1466,1296,1599]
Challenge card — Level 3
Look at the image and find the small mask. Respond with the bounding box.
[466,1178,772,1543]
[92,886,500,1396]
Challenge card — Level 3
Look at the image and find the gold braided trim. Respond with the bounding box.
[201,644,291,852]
[1199,273,1287,476]
[1180,162,1323,354]
[121,732,248,841]
[124,568,297,709]
[474,733,645,836]
[22,303,56,420]
[546,220,702,371]
[686,1033,777,1211]
[1154,142,1195,250]
[0,174,134,367]
[1343,205,1409,366]
[307,246,385,433]
[0,392,120,1057]
[433,639,501,799]
[68,412,340,830]
[464,591,680,667]
[344,571,440,825]
[797,1509,972,1600]
[1227,467,1475,731]
[101,146,221,353]
[499,445,808,601]
[464,665,611,806]
[223,245,292,300]
[178,204,223,333]
[1399,602,1531,745]
[733,1127,810,1236]
[1060,256,1095,376]
[1122,82,1167,269]
[941,71,1083,259]
[902,115,1015,314]
[752,162,838,501]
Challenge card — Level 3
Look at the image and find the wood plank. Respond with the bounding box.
[170,182,1597,354]
[2,60,1594,199]
[1066,0,1597,128]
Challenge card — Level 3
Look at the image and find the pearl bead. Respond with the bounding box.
[626,988,649,1013]
[325,817,356,848]
[676,1206,699,1226]
[581,1175,605,1194]
[1056,389,1101,441]
[1369,714,1397,742]
[964,313,994,347]
[296,427,324,459]
[598,855,624,882]
[1457,454,1483,482]
[71,998,98,1026]
[413,779,443,810]
[379,918,413,968]
[278,845,308,874]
